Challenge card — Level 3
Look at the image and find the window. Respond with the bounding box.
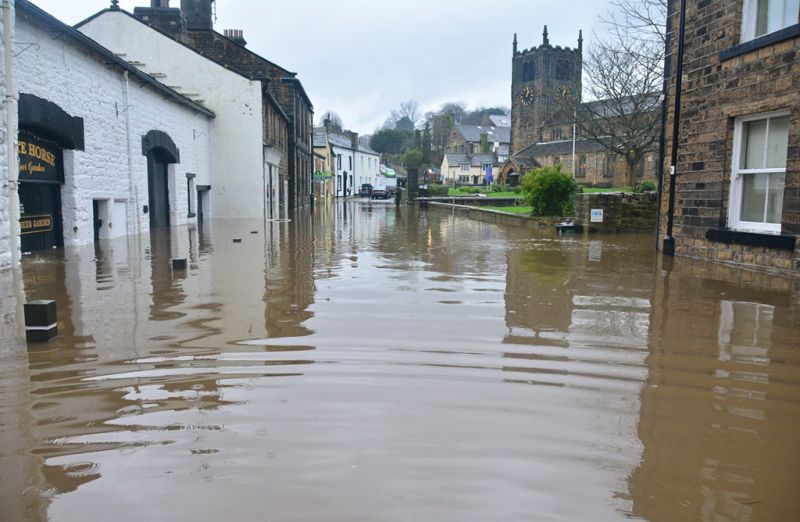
[729,112,789,233]
[741,0,799,41]
[481,163,492,172]
[522,61,536,82]
[555,59,571,81]
[576,154,587,178]
[460,162,470,171]
[186,173,196,217]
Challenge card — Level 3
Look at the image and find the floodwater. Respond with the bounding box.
[1,200,799,521]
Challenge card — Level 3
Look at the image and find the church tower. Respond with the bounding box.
[511,27,583,154]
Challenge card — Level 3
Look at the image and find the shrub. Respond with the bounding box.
[427,184,449,197]
[519,165,580,216]
[633,180,657,193]
[489,183,509,193]
[461,186,482,194]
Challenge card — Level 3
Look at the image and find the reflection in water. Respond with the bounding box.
[0,200,797,521]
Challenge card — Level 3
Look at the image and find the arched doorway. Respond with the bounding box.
[17,94,85,252]
[141,130,180,228]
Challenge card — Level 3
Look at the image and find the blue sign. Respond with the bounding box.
[485,165,493,184]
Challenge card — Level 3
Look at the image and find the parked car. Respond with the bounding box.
[370,186,390,199]
[359,183,373,197]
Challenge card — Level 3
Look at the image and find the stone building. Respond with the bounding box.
[446,122,510,162]
[441,152,501,186]
[659,0,799,280]
[3,0,213,264]
[79,0,312,213]
[499,27,658,187]
[0,0,12,269]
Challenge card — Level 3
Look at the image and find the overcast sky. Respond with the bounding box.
[32,0,609,134]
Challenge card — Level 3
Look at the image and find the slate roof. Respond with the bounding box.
[327,132,353,150]
[489,114,511,127]
[445,153,469,165]
[444,152,500,167]
[357,143,379,156]
[456,124,511,144]
[313,127,328,148]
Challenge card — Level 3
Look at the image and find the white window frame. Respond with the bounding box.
[741,0,800,42]
[727,110,789,234]
[460,162,470,172]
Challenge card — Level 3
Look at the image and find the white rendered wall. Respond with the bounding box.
[0,0,14,269]
[79,11,265,220]
[355,151,380,190]
[332,145,354,197]
[13,14,212,246]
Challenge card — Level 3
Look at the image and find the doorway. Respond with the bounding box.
[19,182,63,252]
[147,150,171,227]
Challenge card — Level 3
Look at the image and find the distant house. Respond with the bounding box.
[446,122,511,160]
[441,152,500,186]
[313,120,380,197]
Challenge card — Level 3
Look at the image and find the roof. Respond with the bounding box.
[357,143,379,156]
[21,0,214,119]
[489,114,511,127]
[444,152,500,167]
[456,124,511,144]
[313,127,328,148]
[327,132,353,150]
[445,153,469,165]
[582,93,661,119]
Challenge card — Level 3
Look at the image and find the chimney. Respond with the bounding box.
[181,0,214,30]
[224,29,247,47]
[133,0,185,36]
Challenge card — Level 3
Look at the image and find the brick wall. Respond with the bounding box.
[660,0,799,279]
[575,192,658,233]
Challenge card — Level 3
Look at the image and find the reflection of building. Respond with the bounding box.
[630,264,800,521]
[658,0,799,279]
[6,0,213,264]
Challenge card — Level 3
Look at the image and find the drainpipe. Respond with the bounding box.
[655,0,675,251]
[663,0,686,256]
[3,0,19,268]
[122,71,140,238]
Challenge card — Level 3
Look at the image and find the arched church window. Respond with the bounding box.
[523,62,536,82]
[555,59,571,81]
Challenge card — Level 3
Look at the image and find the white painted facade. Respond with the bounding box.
[355,147,381,191]
[332,145,354,197]
[79,10,270,220]
[13,9,212,247]
[0,0,13,269]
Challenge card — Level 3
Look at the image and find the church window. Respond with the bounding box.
[555,59,571,81]
[577,154,587,178]
[523,61,536,82]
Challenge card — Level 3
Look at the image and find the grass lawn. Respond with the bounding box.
[483,206,533,214]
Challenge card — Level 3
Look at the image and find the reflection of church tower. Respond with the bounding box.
[511,27,583,154]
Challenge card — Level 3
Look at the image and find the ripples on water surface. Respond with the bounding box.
[1,200,798,521]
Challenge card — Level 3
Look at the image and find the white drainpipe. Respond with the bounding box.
[3,0,19,267]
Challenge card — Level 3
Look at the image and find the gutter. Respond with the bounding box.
[3,0,19,268]
[655,0,675,251]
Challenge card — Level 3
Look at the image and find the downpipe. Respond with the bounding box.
[3,0,19,268]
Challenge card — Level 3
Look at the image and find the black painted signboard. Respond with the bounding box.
[18,131,63,183]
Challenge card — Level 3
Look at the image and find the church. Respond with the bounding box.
[498,27,659,188]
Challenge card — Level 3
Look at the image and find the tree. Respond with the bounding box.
[369,128,414,155]
[395,116,415,132]
[520,165,580,216]
[398,100,421,127]
[318,111,343,128]
[421,122,432,164]
[562,0,666,186]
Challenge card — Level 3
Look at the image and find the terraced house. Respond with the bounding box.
[660,0,800,280]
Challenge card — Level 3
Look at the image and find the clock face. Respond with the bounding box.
[520,86,534,106]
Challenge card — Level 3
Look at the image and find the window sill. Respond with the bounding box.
[720,23,800,61]
[706,228,796,250]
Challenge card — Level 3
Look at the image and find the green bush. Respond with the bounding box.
[520,165,580,216]
[427,184,449,197]
[633,180,657,193]
[460,186,482,194]
[512,185,523,194]
[489,183,509,193]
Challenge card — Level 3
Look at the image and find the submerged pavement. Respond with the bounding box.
[1,200,799,521]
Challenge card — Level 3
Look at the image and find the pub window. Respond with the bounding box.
[728,111,789,234]
[741,0,799,42]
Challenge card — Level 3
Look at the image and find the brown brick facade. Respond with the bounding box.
[660,0,800,279]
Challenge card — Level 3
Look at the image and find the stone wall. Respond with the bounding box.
[659,0,799,280]
[16,7,212,246]
[0,0,12,269]
[575,192,658,233]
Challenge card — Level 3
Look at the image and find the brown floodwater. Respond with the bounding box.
[1,200,798,521]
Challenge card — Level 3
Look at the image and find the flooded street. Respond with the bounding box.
[1,200,799,521]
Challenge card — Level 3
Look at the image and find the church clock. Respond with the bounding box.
[520,86,534,106]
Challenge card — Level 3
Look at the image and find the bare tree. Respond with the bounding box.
[398,100,421,127]
[318,111,343,128]
[561,0,666,186]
